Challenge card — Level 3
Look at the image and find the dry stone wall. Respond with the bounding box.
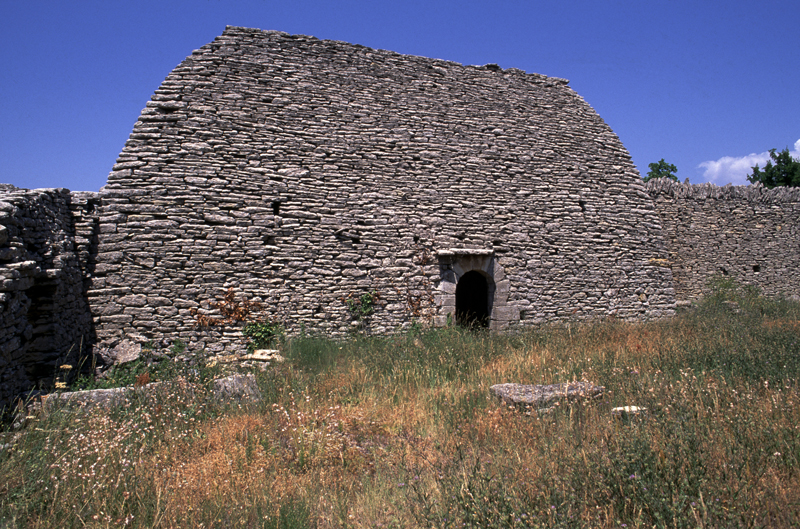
[90,26,675,354]
[0,186,99,408]
[646,179,800,301]
[3,28,800,406]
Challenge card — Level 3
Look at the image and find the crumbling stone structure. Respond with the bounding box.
[3,27,798,408]
[0,186,98,405]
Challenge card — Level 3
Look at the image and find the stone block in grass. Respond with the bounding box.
[490,381,604,412]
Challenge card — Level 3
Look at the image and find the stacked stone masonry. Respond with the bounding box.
[646,179,800,302]
[0,186,98,407]
[2,27,797,407]
[92,26,675,354]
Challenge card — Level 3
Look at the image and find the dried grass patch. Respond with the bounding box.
[4,289,800,527]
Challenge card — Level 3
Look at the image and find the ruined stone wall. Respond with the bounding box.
[646,179,800,302]
[0,187,99,408]
[89,26,675,355]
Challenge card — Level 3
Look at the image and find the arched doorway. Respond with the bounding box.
[456,271,490,328]
[435,249,513,331]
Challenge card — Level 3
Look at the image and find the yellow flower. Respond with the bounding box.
[59,364,73,370]
[55,381,67,389]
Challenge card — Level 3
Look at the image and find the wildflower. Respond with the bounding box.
[55,382,67,389]
[59,364,73,370]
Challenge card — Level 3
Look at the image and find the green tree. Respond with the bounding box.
[747,147,800,188]
[644,159,678,182]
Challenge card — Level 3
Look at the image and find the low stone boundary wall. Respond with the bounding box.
[2,178,800,409]
[646,179,800,302]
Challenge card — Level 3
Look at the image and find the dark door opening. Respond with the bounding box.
[24,280,59,379]
[455,271,490,328]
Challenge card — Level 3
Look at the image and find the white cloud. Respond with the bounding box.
[698,139,800,186]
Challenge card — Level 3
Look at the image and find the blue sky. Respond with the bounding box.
[2,0,798,191]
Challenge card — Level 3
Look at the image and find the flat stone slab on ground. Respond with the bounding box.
[210,350,284,365]
[246,349,285,362]
[490,381,605,410]
[41,374,262,411]
[44,386,139,410]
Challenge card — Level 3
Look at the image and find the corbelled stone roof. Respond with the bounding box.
[108,26,637,193]
[92,26,675,349]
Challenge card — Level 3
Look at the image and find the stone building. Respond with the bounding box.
[9,27,796,406]
[0,186,98,404]
[90,26,675,353]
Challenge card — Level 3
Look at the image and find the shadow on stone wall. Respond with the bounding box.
[0,186,99,411]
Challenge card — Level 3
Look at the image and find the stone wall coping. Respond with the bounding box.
[645,178,800,203]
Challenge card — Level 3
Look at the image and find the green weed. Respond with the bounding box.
[243,321,285,352]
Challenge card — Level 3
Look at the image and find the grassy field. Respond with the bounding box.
[2,281,800,528]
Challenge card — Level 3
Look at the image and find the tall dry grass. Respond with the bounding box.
[2,281,800,527]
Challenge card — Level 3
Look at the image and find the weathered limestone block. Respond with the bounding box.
[98,339,141,365]
[43,374,262,411]
[45,386,133,409]
[246,349,285,362]
[490,381,605,411]
[212,374,261,403]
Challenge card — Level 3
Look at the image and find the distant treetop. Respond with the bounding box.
[747,148,800,188]
[644,159,678,182]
